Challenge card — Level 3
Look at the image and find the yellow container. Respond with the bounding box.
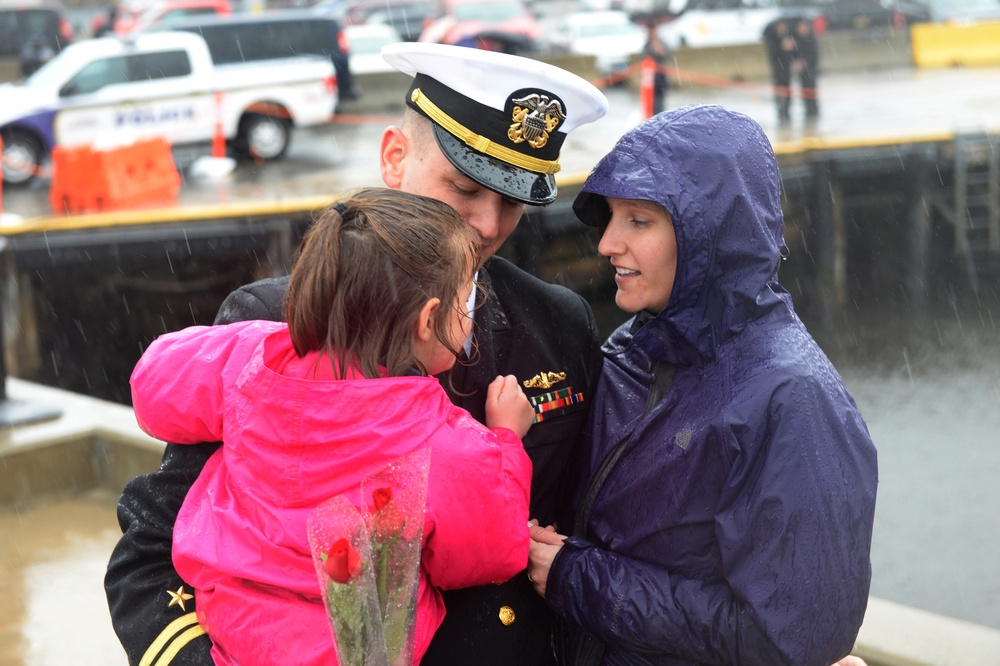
[911,20,1000,67]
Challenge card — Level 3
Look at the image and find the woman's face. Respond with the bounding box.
[598,197,677,315]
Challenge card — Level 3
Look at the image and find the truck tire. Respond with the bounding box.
[238,114,291,161]
[1,129,43,187]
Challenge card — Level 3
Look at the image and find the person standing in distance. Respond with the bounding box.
[105,43,609,666]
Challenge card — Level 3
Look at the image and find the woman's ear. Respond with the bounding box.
[414,297,441,343]
[380,126,407,189]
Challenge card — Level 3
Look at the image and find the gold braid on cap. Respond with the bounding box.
[410,88,561,175]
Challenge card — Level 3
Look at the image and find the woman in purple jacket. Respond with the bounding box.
[527,105,878,665]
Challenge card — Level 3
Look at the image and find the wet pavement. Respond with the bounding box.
[0,490,128,666]
[3,64,1000,222]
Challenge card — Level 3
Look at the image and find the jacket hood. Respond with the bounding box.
[574,104,789,365]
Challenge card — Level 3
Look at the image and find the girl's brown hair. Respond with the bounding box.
[285,187,478,379]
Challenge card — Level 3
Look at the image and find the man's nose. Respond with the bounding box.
[464,199,503,242]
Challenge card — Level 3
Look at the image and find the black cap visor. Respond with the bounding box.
[431,124,558,206]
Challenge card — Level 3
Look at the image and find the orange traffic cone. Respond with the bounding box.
[640,56,655,120]
[212,90,226,159]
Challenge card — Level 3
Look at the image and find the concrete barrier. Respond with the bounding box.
[911,20,1000,67]
[855,596,1000,666]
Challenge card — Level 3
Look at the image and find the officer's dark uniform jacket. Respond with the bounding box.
[105,255,603,666]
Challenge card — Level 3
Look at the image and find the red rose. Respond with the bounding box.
[372,502,405,538]
[324,538,362,584]
[372,487,392,511]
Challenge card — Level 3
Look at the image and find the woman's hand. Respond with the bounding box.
[527,519,567,598]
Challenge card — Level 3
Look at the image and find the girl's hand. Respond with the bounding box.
[485,375,534,438]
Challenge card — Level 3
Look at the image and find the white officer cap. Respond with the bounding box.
[382,42,609,206]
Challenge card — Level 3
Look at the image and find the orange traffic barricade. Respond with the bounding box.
[50,137,181,214]
[49,144,95,215]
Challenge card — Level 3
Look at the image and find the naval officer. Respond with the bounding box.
[106,42,609,666]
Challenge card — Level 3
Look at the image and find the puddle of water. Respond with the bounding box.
[0,489,128,666]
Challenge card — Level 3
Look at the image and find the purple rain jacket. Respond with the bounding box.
[545,105,878,666]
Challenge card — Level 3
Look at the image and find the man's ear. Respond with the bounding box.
[414,297,441,343]
[380,125,407,189]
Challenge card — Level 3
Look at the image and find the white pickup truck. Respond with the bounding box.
[0,30,337,186]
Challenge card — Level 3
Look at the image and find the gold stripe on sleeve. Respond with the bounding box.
[138,612,201,666]
[152,625,208,666]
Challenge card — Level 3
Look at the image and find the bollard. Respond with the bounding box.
[212,90,226,159]
[640,56,655,120]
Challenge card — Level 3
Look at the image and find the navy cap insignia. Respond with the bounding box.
[508,94,566,149]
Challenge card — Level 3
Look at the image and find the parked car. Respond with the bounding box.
[550,10,646,75]
[112,0,232,35]
[774,0,931,32]
[343,23,403,73]
[655,0,781,48]
[920,0,1000,21]
[153,9,358,103]
[314,0,438,41]
[0,31,336,186]
[0,0,73,80]
[419,0,541,49]
[580,0,625,11]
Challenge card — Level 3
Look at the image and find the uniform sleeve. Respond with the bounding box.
[130,323,260,445]
[546,376,878,666]
[213,277,287,325]
[107,285,286,665]
[422,426,533,591]
[104,442,218,666]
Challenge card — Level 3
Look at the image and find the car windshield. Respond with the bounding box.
[453,1,527,21]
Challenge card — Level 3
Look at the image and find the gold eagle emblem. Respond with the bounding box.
[508,94,566,149]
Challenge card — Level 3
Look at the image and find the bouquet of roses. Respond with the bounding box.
[308,448,430,666]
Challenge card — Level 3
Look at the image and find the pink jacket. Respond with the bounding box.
[130,320,533,666]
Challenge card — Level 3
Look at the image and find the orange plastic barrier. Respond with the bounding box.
[91,138,181,212]
[49,138,181,214]
[49,144,95,215]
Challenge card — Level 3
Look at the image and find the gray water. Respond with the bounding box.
[824,305,1000,630]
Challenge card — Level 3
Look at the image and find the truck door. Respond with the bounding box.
[54,49,213,148]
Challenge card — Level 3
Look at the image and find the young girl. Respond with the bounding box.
[130,187,535,666]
